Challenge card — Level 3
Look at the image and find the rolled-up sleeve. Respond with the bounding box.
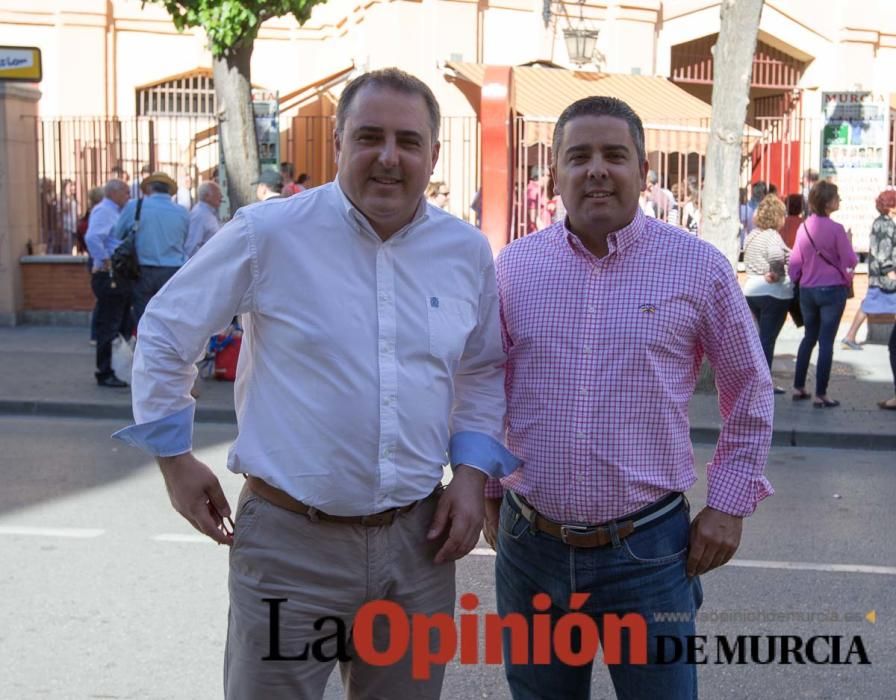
[448,241,520,479]
[112,211,258,455]
[698,255,774,516]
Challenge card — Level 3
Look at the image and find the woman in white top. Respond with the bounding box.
[742,194,793,394]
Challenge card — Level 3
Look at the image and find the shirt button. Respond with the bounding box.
[576,432,586,439]
[583,346,592,354]
[587,305,596,314]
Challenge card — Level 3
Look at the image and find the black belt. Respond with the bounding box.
[507,491,684,548]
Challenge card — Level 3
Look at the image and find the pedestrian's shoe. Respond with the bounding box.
[97,376,128,388]
[773,386,786,395]
[840,338,862,350]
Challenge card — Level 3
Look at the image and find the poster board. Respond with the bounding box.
[820,91,890,253]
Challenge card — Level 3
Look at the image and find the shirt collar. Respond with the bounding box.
[333,176,428,242]
[102,197,121,212]
[561,208,645,260]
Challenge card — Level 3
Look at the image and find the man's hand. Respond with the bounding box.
[157,452,233,545]
[427,465,487,564]
[764,271,780,283]
[887,270,896,281]
[483,498,501,551]
[686,507,743,577]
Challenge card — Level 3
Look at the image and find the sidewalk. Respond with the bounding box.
[0,320,893,450]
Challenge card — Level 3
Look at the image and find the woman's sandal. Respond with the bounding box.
[813,397,840,408]
[878,398,896,411]
[792,390,811,401]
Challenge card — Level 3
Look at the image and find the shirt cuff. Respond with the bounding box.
[449,431,520,479]
[112,404,195,457]
[706,468,774,517]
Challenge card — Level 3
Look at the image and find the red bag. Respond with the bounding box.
[211,332,241,382]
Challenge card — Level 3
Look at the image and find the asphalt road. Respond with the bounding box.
[0,416,893,699]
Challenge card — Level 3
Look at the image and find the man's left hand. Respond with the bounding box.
[428,465,487,564]
[686,506,743,577]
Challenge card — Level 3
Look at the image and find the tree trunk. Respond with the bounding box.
[700,0,765,266]
[213,40,259,213]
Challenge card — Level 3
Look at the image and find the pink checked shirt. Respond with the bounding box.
[488,210,774,523]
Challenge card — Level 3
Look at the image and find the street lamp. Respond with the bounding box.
[543,0,600,67]
[563,26,600,66]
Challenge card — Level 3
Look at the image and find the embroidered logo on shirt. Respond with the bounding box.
[638,304,657,314]
[430,297,440,308]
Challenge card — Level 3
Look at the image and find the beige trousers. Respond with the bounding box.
[224,483,455,700]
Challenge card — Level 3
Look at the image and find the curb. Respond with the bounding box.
[0,400,236,425]
[2,401,893,451]
[689,426,896,452]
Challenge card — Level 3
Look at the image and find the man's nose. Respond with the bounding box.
[378,139,399,168]
[586,157,609,179]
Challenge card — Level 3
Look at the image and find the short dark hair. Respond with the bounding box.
[336,68,441,142]
[280,162,295,178]
[750,181,768,201]
[785,193,803,216]
[552,96,646,165]
[808,181,838,216]
[297,173,309,185]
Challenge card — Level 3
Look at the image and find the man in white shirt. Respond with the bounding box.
[184,181,222,258]
[114,68,516,698]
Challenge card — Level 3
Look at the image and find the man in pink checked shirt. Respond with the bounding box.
[483,96,774,699]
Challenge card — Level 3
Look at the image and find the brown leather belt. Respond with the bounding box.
[246,475,439,527]
[507,490,684,548]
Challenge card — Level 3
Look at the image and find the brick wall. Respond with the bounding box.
[21,257,93,311]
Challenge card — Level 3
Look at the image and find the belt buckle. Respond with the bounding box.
[559,523,597,545]
[360,510,396,527]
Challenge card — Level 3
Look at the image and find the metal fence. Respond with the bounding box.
[36,115,219,253]
[35,111,896,253]
[512,113,896,250]
[35,114,480,253]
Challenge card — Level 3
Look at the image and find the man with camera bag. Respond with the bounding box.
[85,179,132,387]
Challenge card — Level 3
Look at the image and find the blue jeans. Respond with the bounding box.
[794,286,848,396]
[495,493,702,700]
[746,295,791,370]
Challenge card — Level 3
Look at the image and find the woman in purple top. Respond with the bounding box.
[788,181,858,407]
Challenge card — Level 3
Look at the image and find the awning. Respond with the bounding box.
[444,61,759,154]
[278,64,355,114]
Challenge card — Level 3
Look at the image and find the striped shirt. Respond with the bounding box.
[487,210,774,522]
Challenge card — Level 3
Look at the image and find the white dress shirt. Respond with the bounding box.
[185,201,221,258]
[114,180,517,515]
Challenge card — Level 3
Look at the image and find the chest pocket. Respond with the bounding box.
[426,295,476,362]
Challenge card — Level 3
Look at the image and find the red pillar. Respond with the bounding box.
[480,66,513,256]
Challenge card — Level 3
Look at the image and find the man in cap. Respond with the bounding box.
[112,171,189,326]
[253,170,284,201]
[114,67,516,698]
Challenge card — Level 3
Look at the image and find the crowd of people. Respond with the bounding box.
[81,161,311,387]
[740,179,896,410]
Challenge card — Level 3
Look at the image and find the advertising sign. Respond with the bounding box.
[820,92,890,253]
[0,46,42,82]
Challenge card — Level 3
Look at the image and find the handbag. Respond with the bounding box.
[788,283,803,328]
[802,222,854,297]
[111,197,143,282]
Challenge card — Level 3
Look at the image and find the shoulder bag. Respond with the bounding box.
[111,197,143,282]
[802,222,855,299]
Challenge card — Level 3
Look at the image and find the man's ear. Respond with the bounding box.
[430,140,441,173]
[549,162,559,197]
[639,159,649,191]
